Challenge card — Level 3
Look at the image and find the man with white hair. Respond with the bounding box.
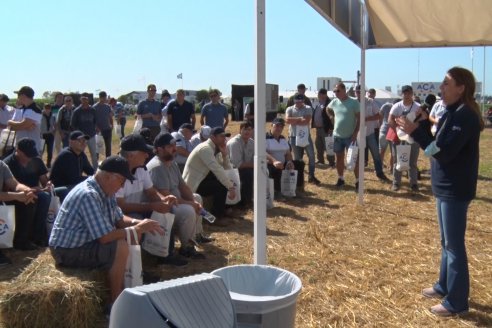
[190,125,211,149]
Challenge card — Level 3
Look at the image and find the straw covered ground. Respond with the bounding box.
[1,116,491,327]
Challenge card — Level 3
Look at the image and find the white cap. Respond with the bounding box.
[200,125,212,139]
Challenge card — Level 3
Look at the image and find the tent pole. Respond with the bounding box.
[357,0,367,205]
[254,0,267,265]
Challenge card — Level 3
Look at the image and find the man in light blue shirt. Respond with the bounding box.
[200,89,229,128]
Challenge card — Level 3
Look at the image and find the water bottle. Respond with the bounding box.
[200,208,216,223]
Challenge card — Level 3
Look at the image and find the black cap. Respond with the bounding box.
[154,132,176,148]
[99,156,135,181]
[17,138,39,158]
[297,83,306,90]
[424,94,437,108]
[272,118,285,126]
[401,85,413,93]
[14,86,35,99]
[179,123,193,131]
[120,134,154,152]
[161,89,171,98]
[294,93,304,101]
[318,88,327,95]
[210,127,226,136]
[0,94,9,102]
[70,130,90,140]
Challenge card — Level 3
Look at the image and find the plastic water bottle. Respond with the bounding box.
[200,208,216,223]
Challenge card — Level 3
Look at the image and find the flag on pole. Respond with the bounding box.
[177,73,183,79]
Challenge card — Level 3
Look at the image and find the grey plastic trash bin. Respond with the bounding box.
[212,265,302,328]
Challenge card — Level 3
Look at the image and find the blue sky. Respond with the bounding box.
[4,0,491,99]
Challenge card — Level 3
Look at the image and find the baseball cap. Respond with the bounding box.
[120,134,154,152]
[318,88,327,95]
[14,86,35,99]
[200,125,212,139]
[294,93,304,101]
[99,156,135,181]
[17,138,39,158]
[210,127,226,136]
[423,94,437,108]
[297,83,306,90]
[154,132,176,148]
[272,117,285,126]
[69,130,90,140]
[0,94,9,102]
[401,85,413,93]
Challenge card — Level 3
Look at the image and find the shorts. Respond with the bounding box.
[333,136,353,154]
[50,240,117,271]
[378,132,389,152]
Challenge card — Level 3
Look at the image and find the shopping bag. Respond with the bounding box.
[133,117,143,134]
[46,187,61,238]
[114,124,122,139]
[0,203,15,248]
[386,126,399,144]
[141,211,174,258]
[324,135,334,156]
[295,125,309,147]
[225,168,241,205]
[95,133,104,153]
[396,144,411,171]
[346,142,358,171]
[0,129,16,159]
[281,170,297,197]
[266,178,274,209]
[124,227,143,288]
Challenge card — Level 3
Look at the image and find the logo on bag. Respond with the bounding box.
[47,211,56,224]
[0,218,9,236]
[399,154,409,163]
[298,129,306,138]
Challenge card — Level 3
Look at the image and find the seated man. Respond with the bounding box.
[4,138,51,248]
[49,156,164,310]
[147,133,210,256]
[226,121,254,207]
[171,123,194,173]
[49,131,95,201]
[183,127,236,225]
[190,125,211,150]
[265,118,305,195]
[115,134,195,264]
[0,155,38,261]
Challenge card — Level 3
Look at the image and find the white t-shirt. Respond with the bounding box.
[12,108,42,150]
[361,98,380,136]
[266,136,290,162]
[115,167,153,203]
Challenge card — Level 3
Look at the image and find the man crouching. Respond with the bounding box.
[48,156,164,305]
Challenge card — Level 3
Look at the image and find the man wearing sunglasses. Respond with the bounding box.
[200,89,228,129]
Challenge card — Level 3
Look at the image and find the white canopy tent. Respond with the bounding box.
[253,0,492,264]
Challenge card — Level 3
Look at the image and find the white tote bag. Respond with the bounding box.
[324,135,335,156]
[346,142,359,171]
[396,144,411,171]
[0,203,15,248]
[133,117,143,134]
[281,170,297,197]
[266,178,274,209]
[124,227,143,288]
[295,125,310,148]
[142,211,174,258]
[95,133,104,153]
[46,187,61,238]
[114,124,122,139]
[225,168,241,205]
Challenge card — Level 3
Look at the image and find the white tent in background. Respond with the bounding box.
[253,0,492,264]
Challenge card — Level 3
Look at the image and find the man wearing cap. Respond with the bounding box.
[4,138,51,248]
[71,94,98,169]
[94,91,114,159]
[0,94,14,131]
[8,86,43,151]
[190,125,211,150]
[147,133,209,258]
[328,83,361,189]
[137,84,162,140]
[166,89,196,132]
[183,127,236,222]
[49,156,164,306]
[312,88,335,166]
[286,83,313,107]
[226,121,254,207]
[388,85,421,192]
[49,131,95,201]
[171,123,194,173]
[285,92,320,185]
[200,89,229,129]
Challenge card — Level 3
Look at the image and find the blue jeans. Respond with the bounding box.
[289,136,315,177]
[366,133,383,175]
[433,198,470,313]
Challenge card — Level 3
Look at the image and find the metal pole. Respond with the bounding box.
[357,0,367,205]
[254,0,267,265]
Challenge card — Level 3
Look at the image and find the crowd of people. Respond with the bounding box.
[0,66,485,318]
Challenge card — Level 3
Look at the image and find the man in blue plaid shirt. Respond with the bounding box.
[49,156,164,305]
